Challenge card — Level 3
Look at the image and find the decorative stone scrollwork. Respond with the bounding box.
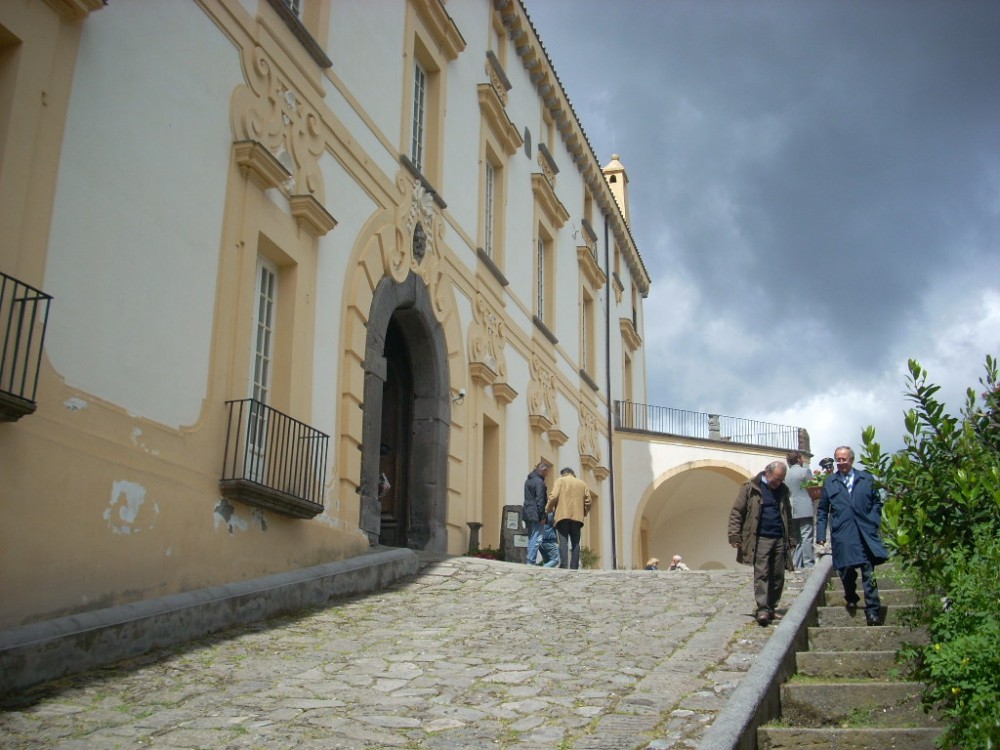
[578,406,602,465]
[485,51,511,107]
[527,354,559,434]
[389,174,449,318]
[467,293,508,386]
[231,45,327,203]
[537,145,556,186]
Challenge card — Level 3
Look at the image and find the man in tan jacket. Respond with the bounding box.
[546,467,592,569]
[728,461,797,626]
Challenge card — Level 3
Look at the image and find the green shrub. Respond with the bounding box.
[580,546,600,569]
[861,355,1000,748]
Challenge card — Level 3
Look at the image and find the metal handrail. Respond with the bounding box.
[221,398,328,508]
[0,272,53,404]
[615,400,802,451]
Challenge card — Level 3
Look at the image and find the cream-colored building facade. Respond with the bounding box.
[0,0,660,630]
[1,0,808,634]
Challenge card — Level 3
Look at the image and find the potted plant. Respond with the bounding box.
[802,470,827,500]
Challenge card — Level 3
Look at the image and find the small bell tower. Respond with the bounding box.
[602,153,630,226]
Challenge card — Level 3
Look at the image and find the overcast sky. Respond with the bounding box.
[527,0,1000,461]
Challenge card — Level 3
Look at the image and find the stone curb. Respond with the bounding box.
[694,554,833,750]
[0,545,418,696]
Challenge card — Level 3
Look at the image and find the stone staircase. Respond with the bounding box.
[757,566,945,749]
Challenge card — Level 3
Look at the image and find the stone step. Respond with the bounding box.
[817,604,916,627]
[808,625,928,652]
[779,681,937,728]
[796,650,900,680]
[758,726,943,749]
[820,588,916,606]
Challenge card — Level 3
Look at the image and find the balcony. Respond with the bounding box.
[1,272,53,422]
[616,401,807,452]
[220,399,329,518]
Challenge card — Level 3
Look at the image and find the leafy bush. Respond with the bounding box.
[861,355,1000,748]
[580,546,600,569]
[801,469,827,488]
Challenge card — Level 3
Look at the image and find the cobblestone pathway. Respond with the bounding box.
[0,556,805,749]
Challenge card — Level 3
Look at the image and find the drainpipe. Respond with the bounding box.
[603,213,618,569]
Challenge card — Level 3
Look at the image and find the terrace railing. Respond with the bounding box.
[0,272,53,421]
[615,400,804,452]
[220,398,329,518]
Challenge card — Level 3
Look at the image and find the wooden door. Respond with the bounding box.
[379,319,412,547]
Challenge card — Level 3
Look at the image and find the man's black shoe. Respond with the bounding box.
[866,616,882,626]
[756,611,770,627]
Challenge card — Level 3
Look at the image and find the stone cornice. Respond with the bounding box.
[263,0,332,68]
[412,0,467,61]
[233,140,291,191]
[289,194,337,236]
[547,428,569,447]
[492,382,518,406]
[485,50,512,104]
[531,173,569,229]
[477,84,523,156]
[577,246,606,290]
[470,361,499,387]
[620,317,642,352]
[42,0,104,21]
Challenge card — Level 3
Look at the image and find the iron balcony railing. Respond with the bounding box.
[221,398,328,516]
[1,271,53,405]
[615,400,802,451]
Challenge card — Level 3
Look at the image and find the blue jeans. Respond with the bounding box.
[538,539,560,567]
[792,517,815,569]
[525,520,544,565]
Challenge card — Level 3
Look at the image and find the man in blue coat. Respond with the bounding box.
[816,446,890,625]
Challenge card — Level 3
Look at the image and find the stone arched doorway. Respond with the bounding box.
[359,271,450,552]
[633,462,750,570]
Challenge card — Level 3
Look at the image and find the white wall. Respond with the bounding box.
[44,1,239,428]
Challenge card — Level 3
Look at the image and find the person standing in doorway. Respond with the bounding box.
[786,450,816,570]
[522,461,551,565]
[546,467,592,569]
[728,461,797,626]
[816,446,890,626]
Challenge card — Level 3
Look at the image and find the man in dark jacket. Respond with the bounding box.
[816,446,890,626]
[522,461,551,565]
[728,461,797,626]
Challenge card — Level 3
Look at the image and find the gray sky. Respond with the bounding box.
[527,0,1000,460]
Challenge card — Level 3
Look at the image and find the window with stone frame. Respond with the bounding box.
[581,289,596,376]
[535,225,555,326]
[402,0,464,191]
[410,60,428,173]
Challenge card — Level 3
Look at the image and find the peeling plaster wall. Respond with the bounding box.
[104,480,158,535]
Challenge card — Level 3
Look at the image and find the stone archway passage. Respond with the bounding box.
[359,271,450,552]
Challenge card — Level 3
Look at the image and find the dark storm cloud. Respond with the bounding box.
[528,0,1000,449]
